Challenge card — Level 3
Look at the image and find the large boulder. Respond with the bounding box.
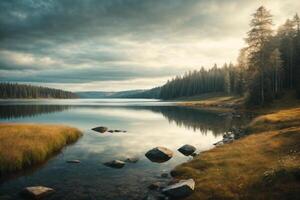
[145,147,173,163]
[104,160,125,168]
[162,179,195,198]
[178,144,196,156]
[21,186,54,199]
[92,126,108,133]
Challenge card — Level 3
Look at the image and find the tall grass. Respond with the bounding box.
[0,123,82,174]
[172,107,300,200]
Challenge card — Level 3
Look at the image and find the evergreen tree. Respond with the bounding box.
[0,83,78,99]
[245,6,273,105]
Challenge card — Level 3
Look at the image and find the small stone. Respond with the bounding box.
[161,173,169,178]
[162,179,195,198]
[178,144,196,156]
[148,182,162,190]
[125,157,139,163]
[21,186,55,199]
[104,160,125,169]
[108,130,114,133]
[92,126,108,133]
[213,140,224,146]
[66,160,80,164]
[191,152,198,157]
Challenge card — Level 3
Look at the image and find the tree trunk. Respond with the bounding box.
[261,72,264,105]
[275,67,278,94]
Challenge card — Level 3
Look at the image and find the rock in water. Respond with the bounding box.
[178,144,196,156]
[162,179,195,198]
[145,147,173,163]
[161,173,169,178]
[92,126,108,133]
[104,160,125,168]
[148,182,162,190]
[21,186,54,199]
[125,157,139,163]
[66,160,80,164]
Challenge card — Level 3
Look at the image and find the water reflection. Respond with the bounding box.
[0,105,71,120]
[0,104,250,137]
[145,106,251,136]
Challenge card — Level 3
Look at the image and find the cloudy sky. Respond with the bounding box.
[0,0,299,91]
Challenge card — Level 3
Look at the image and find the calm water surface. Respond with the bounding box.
[0,99,248,200]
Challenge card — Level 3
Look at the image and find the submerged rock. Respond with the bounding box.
[107,129,126,133]
[66,160,80,164]
[162,179,195,198]
[191,152,198,157]
[92,126,108,133]
[125,157,139,163]
[178,144,196,156]
[213,140,224,146]
[145,147,173,163]
[104,160,125,168]
[148,182,163,190]
[143,194,167,200]
[21,186,55,199]
[161,173,169,178]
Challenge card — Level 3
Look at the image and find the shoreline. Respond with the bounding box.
[170,93,300,199]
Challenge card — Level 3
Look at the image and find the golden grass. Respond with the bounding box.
[0,123,82,174]
[249,108,300,132]
[172,106,300,200]
[176,92,244,113]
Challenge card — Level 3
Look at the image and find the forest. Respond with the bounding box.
[0,82,78,99]
[160,6,300,105]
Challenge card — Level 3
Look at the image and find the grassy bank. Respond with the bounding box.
[172,96,300,199]
[176,92,244,113]
[0,124,82,174]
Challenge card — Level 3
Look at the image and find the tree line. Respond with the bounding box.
[160,63,243,99]
[0,82,78,99]
[160,6,300,105]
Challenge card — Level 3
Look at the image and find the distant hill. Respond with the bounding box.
[76,87,161,99]
[0,82,78,99]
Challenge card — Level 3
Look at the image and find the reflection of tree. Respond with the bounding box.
[142,106,251,137]
[0,104,251,137]
[0,105,71,119]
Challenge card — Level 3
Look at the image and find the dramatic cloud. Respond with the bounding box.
[0,0,299,91]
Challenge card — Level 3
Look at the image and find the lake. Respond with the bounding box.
[0,99,249,200]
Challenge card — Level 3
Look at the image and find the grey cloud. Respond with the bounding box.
[0,64,185,83]
[0,0,299,89]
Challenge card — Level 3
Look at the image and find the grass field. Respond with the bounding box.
[172,93,300,200]
[0,124,82,174]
